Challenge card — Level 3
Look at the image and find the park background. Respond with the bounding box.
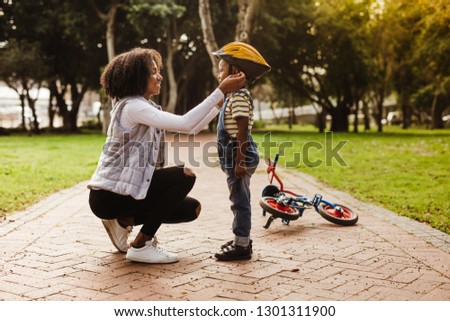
[0,0,449,235]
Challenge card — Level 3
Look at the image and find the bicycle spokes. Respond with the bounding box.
[266,198,297,214]
[322,204,352,219]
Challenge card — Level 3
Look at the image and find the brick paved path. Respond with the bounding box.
[1,133,449,301]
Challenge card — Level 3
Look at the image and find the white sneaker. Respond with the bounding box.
[101,219,133,253]
[126,237,179,264]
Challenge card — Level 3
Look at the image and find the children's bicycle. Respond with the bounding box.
[259,154,359,229]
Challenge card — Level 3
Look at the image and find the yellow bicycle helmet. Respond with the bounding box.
[213,41,271,83]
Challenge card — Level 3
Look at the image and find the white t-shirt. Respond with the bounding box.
[119,88,223,134]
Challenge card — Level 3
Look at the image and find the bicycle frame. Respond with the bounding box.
[266,154,339,211]
[266,154,297,196]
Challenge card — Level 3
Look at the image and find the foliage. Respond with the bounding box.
[1,0,108,132]
[254,0,373,132]
[0,0,449,132]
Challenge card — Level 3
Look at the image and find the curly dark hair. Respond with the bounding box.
[100,48,163,100]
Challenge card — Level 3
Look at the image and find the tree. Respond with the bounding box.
[43,0,106,132]
[88,0,127,133]
[352,0,395,132]
[2,0,107,132]
[256,0,372,132]
[235,0,260,42]
[412,0,450,129]
[88,0,125,62]
[199,0,261,78]
[198,0,219,77]
[364,0,450,131]
[0,40,50,133]
[127,0,186,114]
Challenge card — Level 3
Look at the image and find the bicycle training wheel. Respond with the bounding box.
[317,203,358,226]
[259,196,301,221]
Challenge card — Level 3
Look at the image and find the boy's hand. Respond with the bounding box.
[215,99,224,110]
[235,162,247,180]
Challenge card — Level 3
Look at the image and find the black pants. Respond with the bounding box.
[89,166,198,237]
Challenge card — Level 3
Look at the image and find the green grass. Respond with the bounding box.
[253,126,450,234]
[0,132,105,219]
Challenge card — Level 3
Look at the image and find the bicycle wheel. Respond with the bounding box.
[317,203,358,226]
[259,196,301,221]
[261,184,280,197]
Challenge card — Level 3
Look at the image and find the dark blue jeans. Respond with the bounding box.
[218,139,259,246]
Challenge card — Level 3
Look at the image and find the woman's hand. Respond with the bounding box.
[218,72,246,94]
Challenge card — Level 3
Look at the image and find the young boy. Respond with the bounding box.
[212,42,271,261]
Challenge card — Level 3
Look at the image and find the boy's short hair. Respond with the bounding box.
[100,48,162,100]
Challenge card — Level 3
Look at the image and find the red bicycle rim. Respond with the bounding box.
[266,199,297,214]
[324,205,353,219]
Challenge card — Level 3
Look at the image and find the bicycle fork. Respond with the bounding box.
[314,194,344,215]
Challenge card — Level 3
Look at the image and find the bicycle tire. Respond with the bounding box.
[259,196,301,221]
[261,184,280,197]
[317,203,358,226]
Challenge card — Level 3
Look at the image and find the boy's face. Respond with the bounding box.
[218,59,230,84]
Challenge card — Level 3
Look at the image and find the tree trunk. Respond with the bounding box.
[48,90,56,130]
[430,89,444,129]
[235,0,259,42]
[50,80,67,130]
[317,110,326,133]
[5,84,27,132]
[24,86,40,134]
[375,89,384,133]
[89,0,120,133]
[287,92,295,129]
[164,21,178,114]
[198,0,219,78]
[105,5,118,62]
[288,106,297,129]
[330,103,349,132]
[271,103,281,125]
[68,82,88,132]
[50,80,86,133]
[26,97,40,134]
[353,101,360,133]
[101,5,120,134]
[362,99,370,131]
[29,105,39,133]
[399,90,411,129]
[19,93,27,132]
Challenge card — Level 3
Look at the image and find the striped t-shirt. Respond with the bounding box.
[223,88,254,138]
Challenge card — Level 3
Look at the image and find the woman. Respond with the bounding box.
[88,47,245,264]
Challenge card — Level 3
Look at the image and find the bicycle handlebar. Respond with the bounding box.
[273,153,279,167]
[267,153,279,175]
